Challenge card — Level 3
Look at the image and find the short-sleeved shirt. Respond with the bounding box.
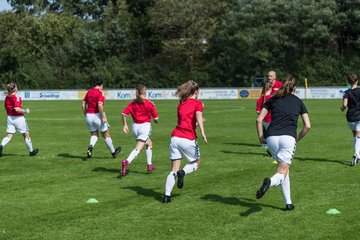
[83,88,105,114]
[122,99,158,124]
[256,95,272,122]
[271,80,282,95]
[343,87,360,122]
[5,94,23,116]
[171,98,204,140]
[263,94,308,139]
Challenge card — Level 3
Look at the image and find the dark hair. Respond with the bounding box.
[92,77,103,87]
[134,84,147,103]
[6,82,18,94]
[347,73,358,85]
[273,75,296,97]
[261,80,272,96]
[175,80,199,102]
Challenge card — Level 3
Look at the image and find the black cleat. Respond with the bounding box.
[0,145,3,157]
[162,195,171,203]
[285,204,295,211]
[30,149,39,156]
[111,146,122,158]
[87,145,93,158]
[256,177,271,199]
[177,170,185,189]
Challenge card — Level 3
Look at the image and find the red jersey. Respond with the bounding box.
[171,98,204,140]
[83,88,105,113]
[122,99,158,124]
[256,95,272,122]
[5,94,23,116]
[271,80,282,95]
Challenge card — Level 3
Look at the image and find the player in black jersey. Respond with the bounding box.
[255,75,311,211]
[341,74,360,166]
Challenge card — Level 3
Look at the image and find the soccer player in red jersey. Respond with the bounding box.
[0,82,39,157]
[162,80,207,203]
[256,80,273,149]
[121,84,159,176]
[256,80,272,130]
[81,77,121,159]
[268,70,282,96]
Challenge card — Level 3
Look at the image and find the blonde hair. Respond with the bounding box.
[175,80,199,102]
[134,84,147,103]
[347,73,358,85]
[6,82,18,95]
[273,75,296,98]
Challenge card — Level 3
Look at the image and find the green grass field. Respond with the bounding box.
[0,99,357,239]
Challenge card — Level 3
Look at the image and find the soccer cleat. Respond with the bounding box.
[0,145,3,157]
[111,147,122,158]
[162,195,171,203]
[147,164,155,172]
[256,177,271,199]
[87,145,93,158]
[351,155,357,167]
[285,204,295,211]
[177,170,185,189]
[121,160,129,176]
[29,149,39,156]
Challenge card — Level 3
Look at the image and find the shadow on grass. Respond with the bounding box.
[92,166,119,173]
[57,153,87,161]
[122,186,177,203]
[201,194,283,216]
[221,150,348,165]
[223,142,261,148]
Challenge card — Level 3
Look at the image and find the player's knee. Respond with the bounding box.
[146,143,152,150]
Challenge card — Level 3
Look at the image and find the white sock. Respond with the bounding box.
[355,137,360,157]
[281,172,292,205]
[104,137,115,153]
[25,138,33,152]
[183,162,199,174]
[165,172,176,196]
[90,136,98,147]
[1,137,11,146]
[270,173,284,187]
[145,146,152,165]
[127,149,140,164]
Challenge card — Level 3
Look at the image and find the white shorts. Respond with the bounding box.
[6,116,29,134]
[169,137,200,162]
[266,135,296,165]
[132,122,151,142]
[85,113,109,133]
[348,121,360,131]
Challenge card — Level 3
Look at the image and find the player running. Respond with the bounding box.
[81,77,121,159]
[120,84,159,176]
[255,75,311,211]
[340,73,360,166]
[0,82,39,157]
[162,80,207,203]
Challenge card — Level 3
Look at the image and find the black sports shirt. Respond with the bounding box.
[343,87,360,122]
[263,94,308,139]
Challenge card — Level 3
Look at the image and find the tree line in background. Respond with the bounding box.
[0,0,359,89]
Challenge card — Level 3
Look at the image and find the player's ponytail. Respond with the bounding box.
[347,73,358,86]
[274,75,296,98]
[6,82,18,95]
[175,80,199,102]
[134,84,147,103]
